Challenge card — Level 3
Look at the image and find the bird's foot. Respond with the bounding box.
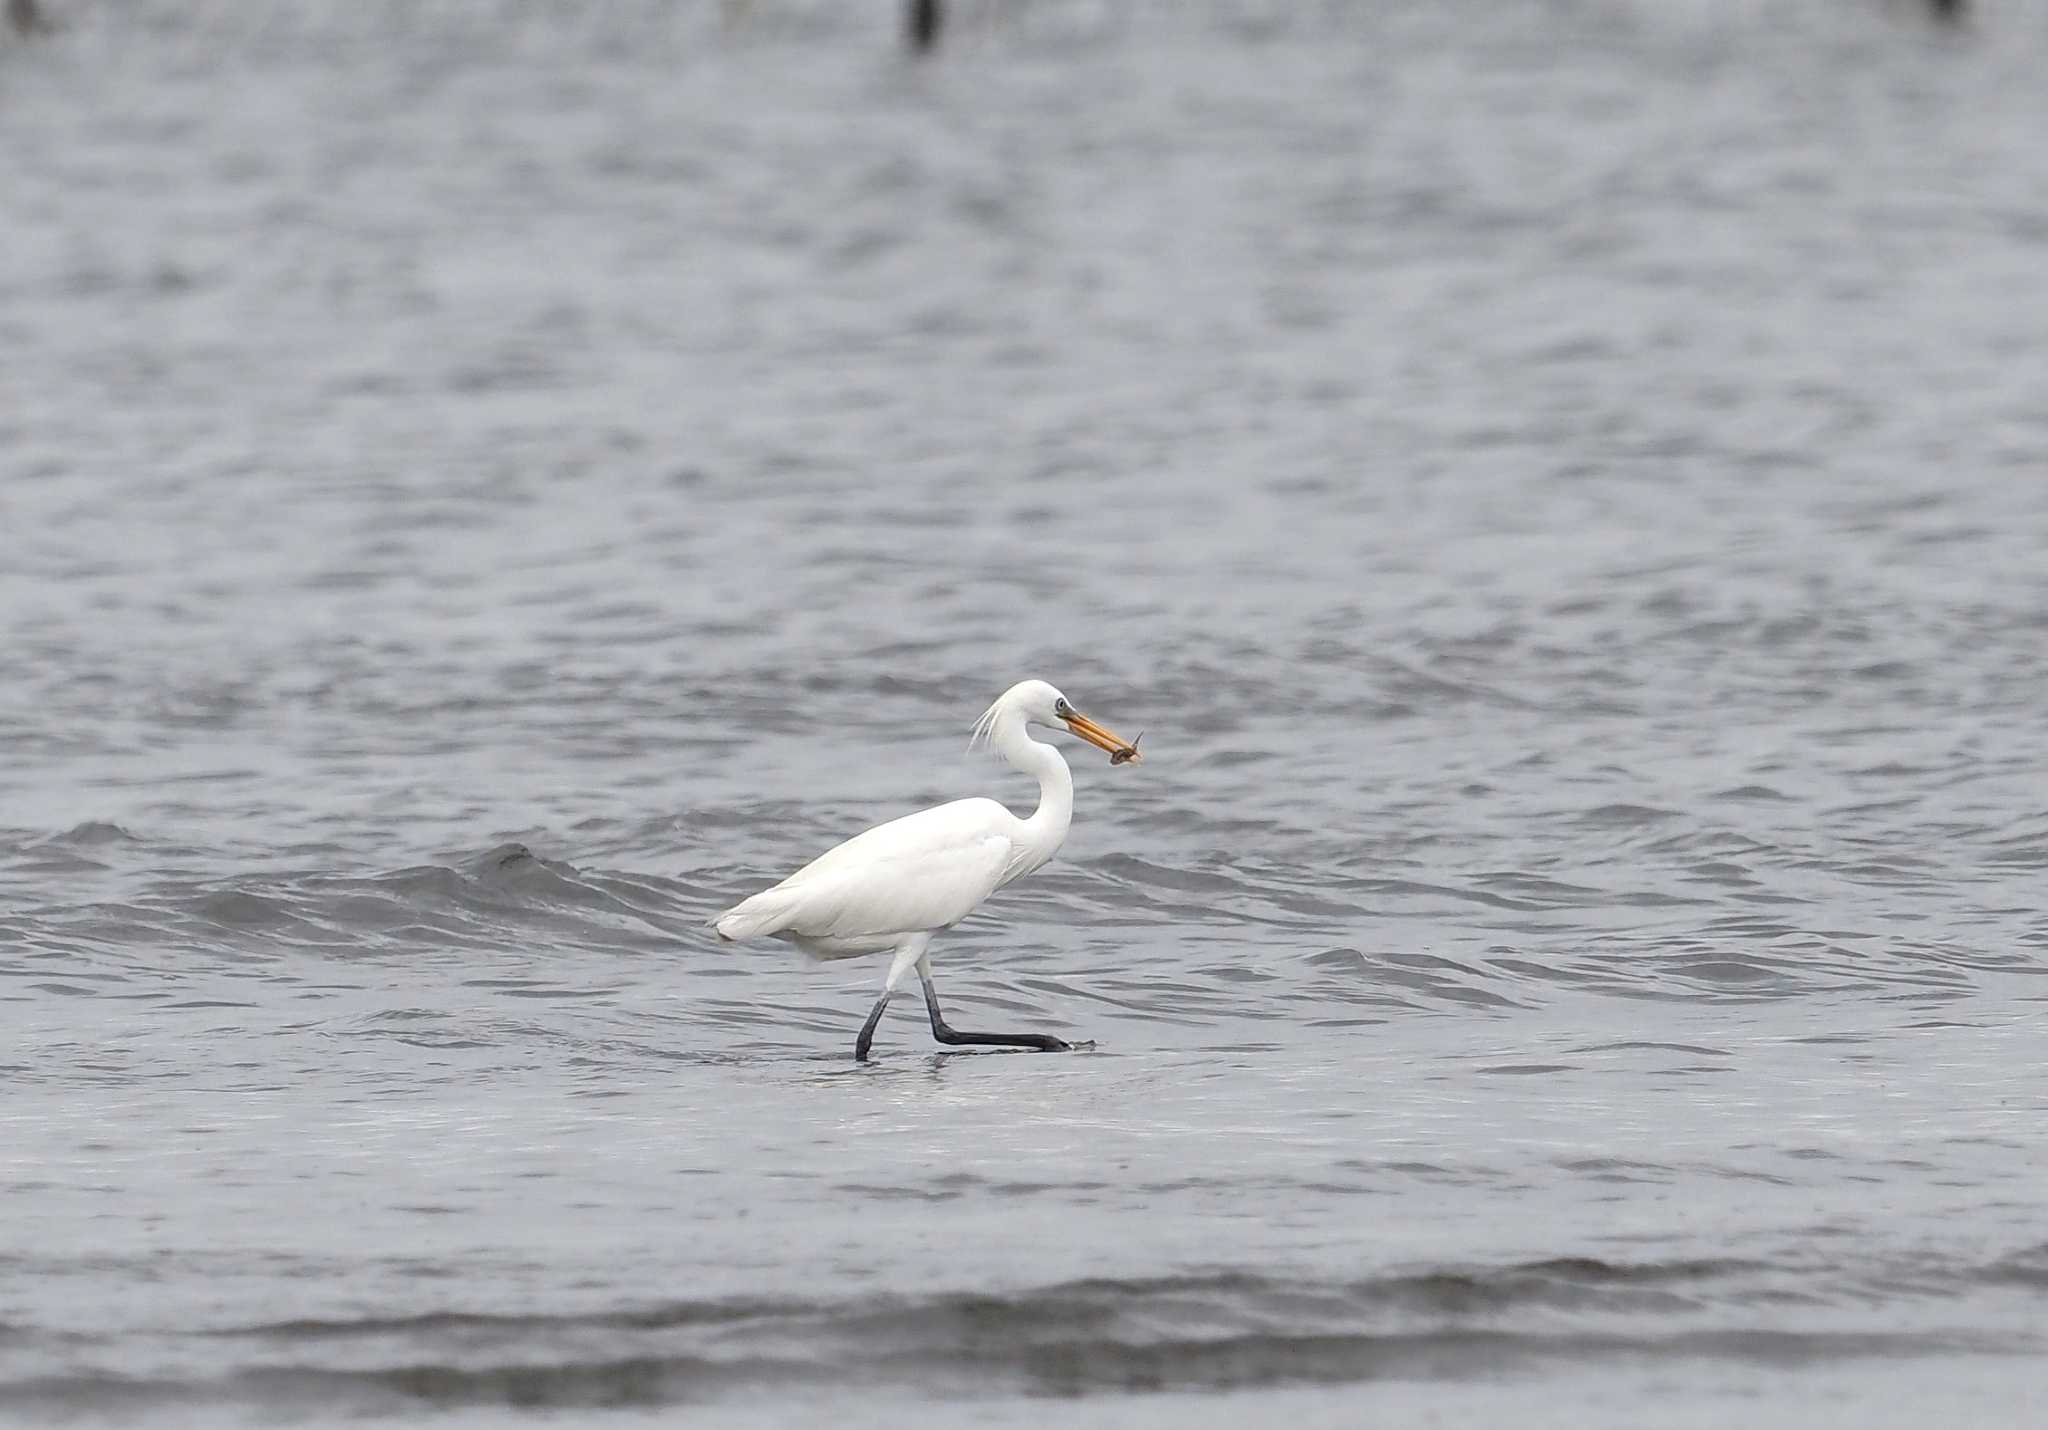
[929,1023,1081,1053]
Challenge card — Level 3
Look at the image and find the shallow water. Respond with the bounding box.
[4,1,2048,1424]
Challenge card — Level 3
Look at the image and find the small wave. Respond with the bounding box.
[1977,1245,2048,1290]
[1,1298,2013,1416]
[0,1355,808,1419]
[34,821,142,849]
[190,888,309,933]
[1304,947,1526,1011]
[167,1259,1771,1350]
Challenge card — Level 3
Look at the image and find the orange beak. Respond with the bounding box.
[1063,709,1143,765]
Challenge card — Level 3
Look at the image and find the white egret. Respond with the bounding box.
[712,679,1142,1061]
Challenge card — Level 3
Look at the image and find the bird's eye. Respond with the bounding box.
[1054,699,1070,716]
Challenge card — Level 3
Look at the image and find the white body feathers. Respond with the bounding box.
[713,680,1082,959]
[713,796,1046,957]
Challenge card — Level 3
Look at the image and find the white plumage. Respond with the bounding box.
[712,678,1142,1060]
[713,800,1014,955]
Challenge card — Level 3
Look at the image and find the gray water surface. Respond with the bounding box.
[5,2,2048,1424]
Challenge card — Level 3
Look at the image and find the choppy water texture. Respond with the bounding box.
[6,1,2048,1424]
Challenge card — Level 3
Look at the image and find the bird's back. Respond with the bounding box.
[713,798,1019,954]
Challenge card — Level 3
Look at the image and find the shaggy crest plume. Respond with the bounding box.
[967,694,1006,755]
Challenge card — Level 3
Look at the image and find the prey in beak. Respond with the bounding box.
[1063,709,1143,766]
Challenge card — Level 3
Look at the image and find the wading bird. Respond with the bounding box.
[713,679,1142,1060]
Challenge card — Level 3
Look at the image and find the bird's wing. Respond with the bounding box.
[715,798,1018,943]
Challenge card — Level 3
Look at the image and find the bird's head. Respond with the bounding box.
[974,679,1142,764]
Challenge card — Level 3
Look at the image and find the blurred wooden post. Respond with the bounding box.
[908,0,941,53]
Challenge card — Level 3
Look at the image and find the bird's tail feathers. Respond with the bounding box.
[712,885,802,943]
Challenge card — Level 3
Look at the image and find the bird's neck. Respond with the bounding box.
[999,722,1074,874]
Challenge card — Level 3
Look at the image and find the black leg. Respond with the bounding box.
[919,970,1070,1053]
[854,992,891,1062]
